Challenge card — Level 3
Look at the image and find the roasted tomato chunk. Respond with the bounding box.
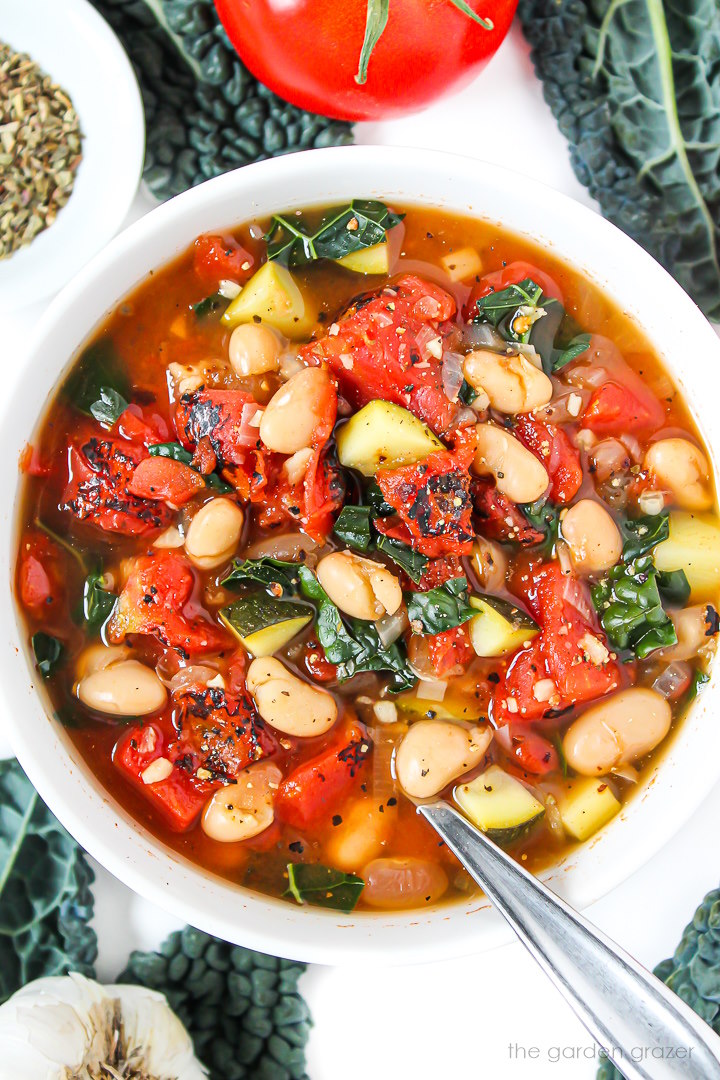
[173,686,277,781]
[110,552,231,657]
[275,722,371,829]
[193,233,254,284]
[582,380,665,437]
[128,456,205,507]
[472,478,544,546]
[176,389,260,468]
[426,624,474,678]
[300,275,463,435]
[61,435,171,536]
[374,428,476,556]
[513,416,582,504]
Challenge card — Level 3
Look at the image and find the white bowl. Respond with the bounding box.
[2,146,719,965]
[0,0,144,311]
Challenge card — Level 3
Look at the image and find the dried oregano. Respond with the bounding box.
[0,42,83,258]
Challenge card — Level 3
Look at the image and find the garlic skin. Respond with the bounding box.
[0,973,207,1080]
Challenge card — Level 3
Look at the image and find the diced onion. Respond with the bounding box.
[371,310,394,328]
[638,490,666,516]
[218,278,241,300]
[557,539,573,576]
[513,342,542,369]
[462,322,506,351]
[543,794,566,839]
[416,324,443,363]
[611,763,640,784]
[653,661,692,700]
[166,664,222,692]
[416,678,448,702]
[441,350,465,402]
[375,607,410,648]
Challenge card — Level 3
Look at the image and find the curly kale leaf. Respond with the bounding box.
[0,760,96,1003]
[119,925,311,1080]
[91,0,353,200]
[597,887,720,1079]
[518,0,720,320]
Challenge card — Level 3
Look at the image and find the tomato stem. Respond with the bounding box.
[355,0,493,85]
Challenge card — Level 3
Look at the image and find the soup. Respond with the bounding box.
[15,203,720,913]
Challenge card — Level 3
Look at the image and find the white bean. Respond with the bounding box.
[317,550,402,621]
[228,323,281,377]
[185,498,244,570]
[659,605,713,662]
[259,366,333,454]
[643,438,712,510]
[75,643,131,680]
[202,762,283,842]
[563,687,672,776]
[77,659,167,717]
[473,423,549,503]
[463,349,553,414]
[246,657,338,736]
[395,720,492,799]
[324,798,397,872]
[560,499,623,574]
[361,857,449,909]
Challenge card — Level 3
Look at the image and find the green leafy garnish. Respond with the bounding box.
[31,632,64,677]
[621,512,669,561]
[148,441,233,493]
[0,760,97,1003]
[404,576,475,635]
[521,496,561,549]
[192,292,225,318]
[591,555,683,659]
[375,534,428,584]
[285,863,364,913]
[475,278,544,331]
[333,505,372,551]
[458,379,479,406]
[552,333,591,371]
[64,340,130,417]
[82,570,116,632]
[656,569,691,607]
[519,0,720,321]
[298,566,415,691]
[684,668,710,705]
[221,556,301,596]
[88,386,129,427]
[363,479,394,518]
[265,199,403,267]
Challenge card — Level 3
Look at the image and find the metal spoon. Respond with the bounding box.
[418,800,720,1080]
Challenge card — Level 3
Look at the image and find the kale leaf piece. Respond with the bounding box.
[597,887,720,1079]
[91,0,352,201]
[265,200,402,267]
[286,863,364,913]
[591,554,686,659]
[222,556,302,597]
[518,0,720,320]
[0,760,96,1003]
[119,925,311,1080]
[404,576,476,635]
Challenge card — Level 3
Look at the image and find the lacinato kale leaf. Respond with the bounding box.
[222,556,302,596]
[375,535,428,584]
[333,505,372,551]
[298,566,415,691]
[265,199,402,266]
[591,554,679,659]
[521,496,561,549]
[474,278,544,328]
[405,576,475,635]
[552,333,591,371]
[89,386,129,427]
[192,292,225,319]
[473,277,581,374]
[64,340,130,417]
[518,0,720,321]
[0,760,96,1003]
[82,570,116,632]
[285,863,364,913]
[621,512,670,561]
[31,632,64,678]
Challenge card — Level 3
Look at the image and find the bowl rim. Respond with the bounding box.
[0,0,145,311]
[3,144,720,965]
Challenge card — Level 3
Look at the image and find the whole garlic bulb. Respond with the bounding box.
[0,972,207,1080]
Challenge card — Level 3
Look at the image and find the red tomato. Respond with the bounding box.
[275,722,372,828]
[582,380,665,437]
[173,686,277,779]
[412,554,465,592]
[426,624,474,678]
[374,428,476,557]
[493,561,625,723]
[176,389,261,466]
[110,552,231,656]
[472,478,544,546]
[504,724,560,776]
[116,403,169,447]
[19,443,50,477]
[61,434,171,537]
[465,260,564,318]
[513,415,582,504]
[193,233,254,284]
[214,0,517,122]
[129,456,206,507]
[114,721,216,831]
[303,641,339,683]
[300,275,462,436]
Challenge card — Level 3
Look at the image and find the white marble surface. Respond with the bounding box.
[4,23,720,1079]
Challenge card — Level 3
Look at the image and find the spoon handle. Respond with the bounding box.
[418,800,720,1080]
